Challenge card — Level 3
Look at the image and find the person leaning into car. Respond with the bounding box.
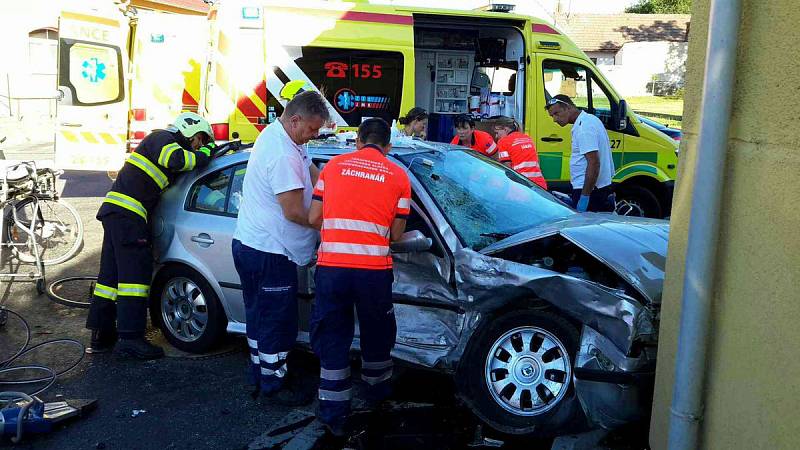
[308,118,411,438]
[231,90,330,406]
[545,94,615,212]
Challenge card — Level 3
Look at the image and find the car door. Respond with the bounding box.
[176,163,245,322]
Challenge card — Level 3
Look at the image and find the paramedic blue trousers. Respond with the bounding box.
[231,239,298,394]
[86,212,152,338]
[311,266,396,429]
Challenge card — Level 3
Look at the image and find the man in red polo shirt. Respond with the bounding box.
[308,118,410,437]
[450,114,497,158]
[494,116,548,190]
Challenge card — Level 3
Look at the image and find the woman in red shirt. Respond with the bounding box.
[493,116,548,190]
[451,114,498,158]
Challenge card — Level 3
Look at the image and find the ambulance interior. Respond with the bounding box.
[413,17,526,143]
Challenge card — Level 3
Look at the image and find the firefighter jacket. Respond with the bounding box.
[98,129,213,222]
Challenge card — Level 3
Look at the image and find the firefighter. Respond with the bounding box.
[308,118,410,437]
[493,116,548,190]
[85,112,216,359]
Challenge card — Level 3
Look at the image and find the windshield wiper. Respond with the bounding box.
[480,232,512,240]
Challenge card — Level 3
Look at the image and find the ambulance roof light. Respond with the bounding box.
[484,3,515,13]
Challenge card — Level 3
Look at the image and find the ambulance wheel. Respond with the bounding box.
[150,265,226,353]
[615,185,662,218]
[459,310,584,437]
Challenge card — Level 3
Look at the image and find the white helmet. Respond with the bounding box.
[173,112,214,142]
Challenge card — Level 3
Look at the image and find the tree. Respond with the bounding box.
[625,0,692,14]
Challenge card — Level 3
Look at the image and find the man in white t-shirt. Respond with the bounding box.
[232,90,330,406]
[545,94,616,212]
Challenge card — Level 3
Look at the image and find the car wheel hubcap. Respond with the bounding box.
[162,277,209,343]
[616,199,645,216]
[485,326,571,416]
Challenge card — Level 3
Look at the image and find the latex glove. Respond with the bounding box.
[576,195,590,212]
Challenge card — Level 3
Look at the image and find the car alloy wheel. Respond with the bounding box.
[484,326,571,416]
[161,276,209,343]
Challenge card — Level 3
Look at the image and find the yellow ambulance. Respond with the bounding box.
[55,1,207,171]
[202,0,679,217]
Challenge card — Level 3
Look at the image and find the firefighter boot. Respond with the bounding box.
[115,337,165,360]
[86,329,118,354]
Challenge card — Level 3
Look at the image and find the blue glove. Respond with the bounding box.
[576,195,590,212]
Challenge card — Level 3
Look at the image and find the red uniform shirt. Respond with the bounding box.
[450,129,497,157]
[312,145,411,270]
[497,131,548,190]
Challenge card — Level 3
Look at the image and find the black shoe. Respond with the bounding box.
[268,384,314,407]
[114,337,165,360]
[86,329,117,354]
[322,421,348,438]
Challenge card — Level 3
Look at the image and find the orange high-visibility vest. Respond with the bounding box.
[450,129,497,157]
[497,131,548,190]
[313,145,411,270]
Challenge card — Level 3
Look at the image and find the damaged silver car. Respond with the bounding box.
[149,140,667,437]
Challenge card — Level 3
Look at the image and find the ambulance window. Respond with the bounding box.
[59,39,123,106]
[542,60,615,128]
[275,47,404,127]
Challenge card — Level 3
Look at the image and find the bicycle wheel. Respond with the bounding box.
[5,197,84,266]
[46,276,95,309]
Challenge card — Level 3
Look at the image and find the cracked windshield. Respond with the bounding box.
[401,150,573,250]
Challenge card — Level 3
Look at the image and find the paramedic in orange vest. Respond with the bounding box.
[493,116,548,190]
[450,114,497,158]
[308,118,411,437]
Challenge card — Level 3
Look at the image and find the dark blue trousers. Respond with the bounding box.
[311,266,396,428]
[571,185,616,212]
[231,239,298,393]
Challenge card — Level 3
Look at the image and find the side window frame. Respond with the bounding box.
[184,166,236,217]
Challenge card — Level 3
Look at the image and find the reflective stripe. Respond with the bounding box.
[323,218,389,237]
[362,370,393,385]
[158,143,181,167]
[498,151,510,158]
[247,338,258,349]
[485,142,497,155]
[250,354,260,364]
[128,152,168,189]
[513,161,540,170]
[118,283,149,298]
[519,170,544,178]
[182,151,196,171]
[261,365,287,378]
[319,388,352,402]
[93,283,117,301]
[198,146,212,157]
[320,367,351,381]
[397,198,410,209]
[104,191,148,221]
[319,242,389,257]
[259,351,288,364]
[361,359,393,370]
[315,179,324,191]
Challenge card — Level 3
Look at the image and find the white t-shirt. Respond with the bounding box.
[233,120,318,265]
[570,111,615,190]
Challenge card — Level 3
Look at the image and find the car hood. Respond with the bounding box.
[480,214,669,304]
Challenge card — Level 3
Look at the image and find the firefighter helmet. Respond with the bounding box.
[280,80,314,101]
[173,112,214,142]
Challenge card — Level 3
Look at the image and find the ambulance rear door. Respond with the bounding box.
[56,9,129,171]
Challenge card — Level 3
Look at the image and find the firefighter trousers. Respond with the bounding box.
[86,212,153,338]
[231,239,299,394]
[310,266,396,428]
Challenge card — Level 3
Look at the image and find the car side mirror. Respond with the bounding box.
[390,230,432,253]
[613,99,628,131]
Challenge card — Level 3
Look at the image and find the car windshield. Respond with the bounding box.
[399,150,574,250]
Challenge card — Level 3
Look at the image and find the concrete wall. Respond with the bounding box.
[597,41,687,97]
[649,0,800,449]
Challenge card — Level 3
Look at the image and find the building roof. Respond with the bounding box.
[131,0,210,15]
[555,13,691,52]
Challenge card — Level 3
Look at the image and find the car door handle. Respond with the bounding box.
[60,122,83,127]
[191,233,214,246]
[541,136,563,142]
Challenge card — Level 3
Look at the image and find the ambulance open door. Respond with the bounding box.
[56,10,129,171]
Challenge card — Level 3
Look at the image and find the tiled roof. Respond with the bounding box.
[555,13,691,51]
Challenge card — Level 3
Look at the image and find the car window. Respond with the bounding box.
[188,167,233,215]
[227,164,247,215]
[542,60,614,129]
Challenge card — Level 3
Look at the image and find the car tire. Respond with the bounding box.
[149,265,226,353]
[459,309,585,437]
[615,184,662,218]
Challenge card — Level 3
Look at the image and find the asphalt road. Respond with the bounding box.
[0,171,546,450]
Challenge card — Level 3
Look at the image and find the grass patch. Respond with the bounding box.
[627,96,684,129]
